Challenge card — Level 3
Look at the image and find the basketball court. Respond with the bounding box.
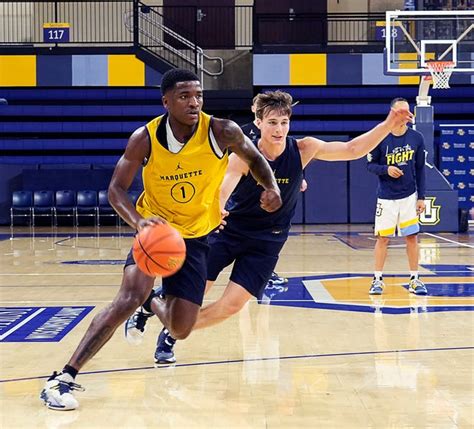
[0,224,472,428]
[1,8,473,429]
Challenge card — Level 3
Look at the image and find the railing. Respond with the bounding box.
[0,3,389,51]
[125,4,223,81]
[253,13,386,51]
[0,1,133,46]
[0,1,392,77]
[130,4,253,49]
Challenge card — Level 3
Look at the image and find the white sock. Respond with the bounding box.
[374,271,383,280]
[410,271,418,280]
[58,372,74,383]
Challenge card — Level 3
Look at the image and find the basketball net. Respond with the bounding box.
[425,61,455,89]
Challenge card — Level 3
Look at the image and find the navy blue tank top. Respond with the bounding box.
[225,137,303,242]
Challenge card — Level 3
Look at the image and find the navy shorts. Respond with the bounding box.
[207,229,286,298]
[125,235,210,306]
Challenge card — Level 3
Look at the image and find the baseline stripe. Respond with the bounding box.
[423,232,474,249]
[1,345,472,384]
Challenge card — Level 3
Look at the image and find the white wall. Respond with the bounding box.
[328,0,405,13]
[0,2,34,43]
[328,0,369,13]
[369,0,405,12]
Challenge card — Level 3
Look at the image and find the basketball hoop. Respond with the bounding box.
[425,61,455,89]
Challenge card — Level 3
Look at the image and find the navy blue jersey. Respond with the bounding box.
[240,121,260,143]
[367,127,426,200]
[225,137,303,242]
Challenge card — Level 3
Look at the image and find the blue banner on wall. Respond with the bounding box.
[404,0,417,10]
[0,306,93,342]
[439,125,473,211]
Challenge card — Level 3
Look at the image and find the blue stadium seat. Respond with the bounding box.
[55,190,76,226]
[76,190,98,226]
[32,190,55,226]
[98,190,119,226]
[0,104,165,117]
[10,191,33,226]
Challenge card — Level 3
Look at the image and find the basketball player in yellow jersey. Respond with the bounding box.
[136,105,228,237]
[40,68,282,411]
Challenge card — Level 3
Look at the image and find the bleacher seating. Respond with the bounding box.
[0,88,164,165]
[10,191,33,226]
[2,85,473,225]
[2,86,472,167]
[55,190,77,226]
[98,190,119,226]
[0,87,251,165]
[9,189,143,227]
[75,190,99,226]
[259,85,474,139]
[32,190,55,226]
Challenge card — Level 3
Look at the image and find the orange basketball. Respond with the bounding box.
[132,223,186,277]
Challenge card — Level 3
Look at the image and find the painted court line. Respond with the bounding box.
[304,277,365,302]
[1,345,472,384]
[303,280,336,302]
[423,232,474,249]
[0,307,46,341]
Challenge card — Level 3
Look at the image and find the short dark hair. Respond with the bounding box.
[391,97,408,108]
[160,69,200,95]
[254,90,293,119]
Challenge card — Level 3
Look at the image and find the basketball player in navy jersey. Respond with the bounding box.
[40,69,282,411]
[367,97,427,296]
[126,90,414,365]
[241,96,308,287]
[239,97,260,144]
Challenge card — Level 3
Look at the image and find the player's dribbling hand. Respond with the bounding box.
[385,107,414,131]
[260,189,282,212]
[136,217,166,232]
[215,209,229,233]
[387,166,404,178]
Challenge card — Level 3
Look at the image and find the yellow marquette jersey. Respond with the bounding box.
[136,112,228,238]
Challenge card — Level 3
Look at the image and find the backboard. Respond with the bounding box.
[384,10,474,75]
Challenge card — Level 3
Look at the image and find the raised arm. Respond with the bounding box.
[212,117,282,212]
[298,107,414,165]
[108,127,162,230]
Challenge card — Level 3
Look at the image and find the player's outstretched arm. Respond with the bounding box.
[212,118,282,212]
[108,127,164,230]
[299,106,414,163]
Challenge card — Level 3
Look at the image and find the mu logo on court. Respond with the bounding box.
[419,197,441,226]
